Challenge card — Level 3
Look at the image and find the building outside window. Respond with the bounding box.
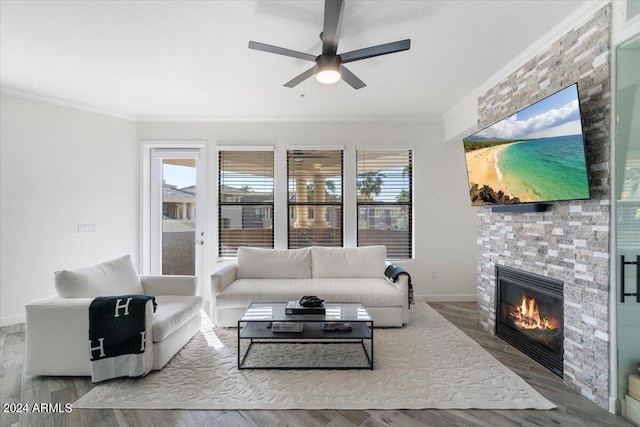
[287,149,343,248]
[218,149,274,257]
[356,149,413,259]
[217,147,413,259]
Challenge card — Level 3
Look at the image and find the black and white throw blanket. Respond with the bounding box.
[88,294,156,383]
[384,264,414,309]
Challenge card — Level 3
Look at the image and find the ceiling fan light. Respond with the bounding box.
[315,54,342,85]
[316,68,341,84]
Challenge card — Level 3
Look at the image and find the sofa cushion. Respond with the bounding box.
[311,246,386,278]
[152,295,203,342]
[216,278,405,308]
[54,255,144,298]
[237,247,311,279]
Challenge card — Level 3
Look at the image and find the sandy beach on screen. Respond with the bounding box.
[464,144,512,196]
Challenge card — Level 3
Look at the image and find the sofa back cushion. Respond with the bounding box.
[55,255,144,298]
[311,246,386,278]
[236,247,311,279]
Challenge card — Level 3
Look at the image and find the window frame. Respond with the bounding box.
[217,146,275,258]
[356,148,413,260]
[286,148,344,249]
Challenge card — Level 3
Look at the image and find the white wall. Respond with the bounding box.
[0,95,478,326]
[0,94,139,325]
[137,120,478,303]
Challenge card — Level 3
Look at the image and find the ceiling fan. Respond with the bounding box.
[248,0,411,90]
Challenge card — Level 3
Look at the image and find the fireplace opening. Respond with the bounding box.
[496,265,564,377]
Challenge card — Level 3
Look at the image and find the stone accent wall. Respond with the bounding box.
[475,5,611,408]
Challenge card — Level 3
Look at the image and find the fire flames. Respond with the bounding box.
[511,294,557,330]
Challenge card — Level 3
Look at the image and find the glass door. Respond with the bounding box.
[150,148,206,291]
[615,35,640,416]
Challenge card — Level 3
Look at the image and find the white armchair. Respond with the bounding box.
[25,255,203,376]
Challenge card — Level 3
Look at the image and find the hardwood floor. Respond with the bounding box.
[1,302,633,427]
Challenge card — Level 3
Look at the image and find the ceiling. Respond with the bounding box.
[0,0,588,122]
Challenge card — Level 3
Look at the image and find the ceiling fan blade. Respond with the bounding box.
[248,41,316,62]
[284,66,317,88]
[340,39,411,63]
[322,0,344,55]
[340,65,366,90]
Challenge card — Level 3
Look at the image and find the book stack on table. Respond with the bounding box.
[285,300,326,315]
[271,322,304,333]
[322,321,352,332]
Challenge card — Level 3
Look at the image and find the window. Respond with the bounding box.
[287,149,343,248]
[218,149,274,257]
[357,149,412,259]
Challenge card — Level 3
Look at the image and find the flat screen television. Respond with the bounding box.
[463,83,591,207]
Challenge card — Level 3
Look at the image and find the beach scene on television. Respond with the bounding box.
[463,84,591,206]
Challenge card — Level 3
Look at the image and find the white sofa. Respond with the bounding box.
[211,246,409,327]
[25,255,203,376]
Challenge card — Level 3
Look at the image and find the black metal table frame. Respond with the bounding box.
[237,318,374,370]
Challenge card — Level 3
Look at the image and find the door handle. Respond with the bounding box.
[620,255,640,303]
[196,240,204,246]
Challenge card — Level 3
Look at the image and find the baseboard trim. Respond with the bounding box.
[610,396,620,415]
[1,314,26,328]
[415,294,477,303]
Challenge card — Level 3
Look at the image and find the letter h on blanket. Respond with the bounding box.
[88,294,156,383]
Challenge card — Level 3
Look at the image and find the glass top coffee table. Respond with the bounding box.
[237,302,374,370]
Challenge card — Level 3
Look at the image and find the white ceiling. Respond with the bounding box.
[0,0,588,122]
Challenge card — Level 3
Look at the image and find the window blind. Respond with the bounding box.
[357,149,412,259]
[218,150,274,257]
[287,149,343,248]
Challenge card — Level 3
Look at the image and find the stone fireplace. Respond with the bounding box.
[474,5,611,409]
[496,265,564,378]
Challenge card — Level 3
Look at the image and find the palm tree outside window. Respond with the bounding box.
[287,149,343,248]
[356,149,413,259]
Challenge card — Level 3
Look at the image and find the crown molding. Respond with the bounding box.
[442,0,610,124]
[1,85,441,124]
[0,86,137,121]
[473,0,610,98]
[135,114,443,124]
[442,96,477,124]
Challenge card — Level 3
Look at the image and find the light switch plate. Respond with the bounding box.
[78,224,98,233]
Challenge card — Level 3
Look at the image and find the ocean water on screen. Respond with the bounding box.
[498,135,590,202]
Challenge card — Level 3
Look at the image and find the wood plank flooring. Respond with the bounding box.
[0,302,633,427]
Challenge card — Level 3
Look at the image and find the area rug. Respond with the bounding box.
[73,301,555,410]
